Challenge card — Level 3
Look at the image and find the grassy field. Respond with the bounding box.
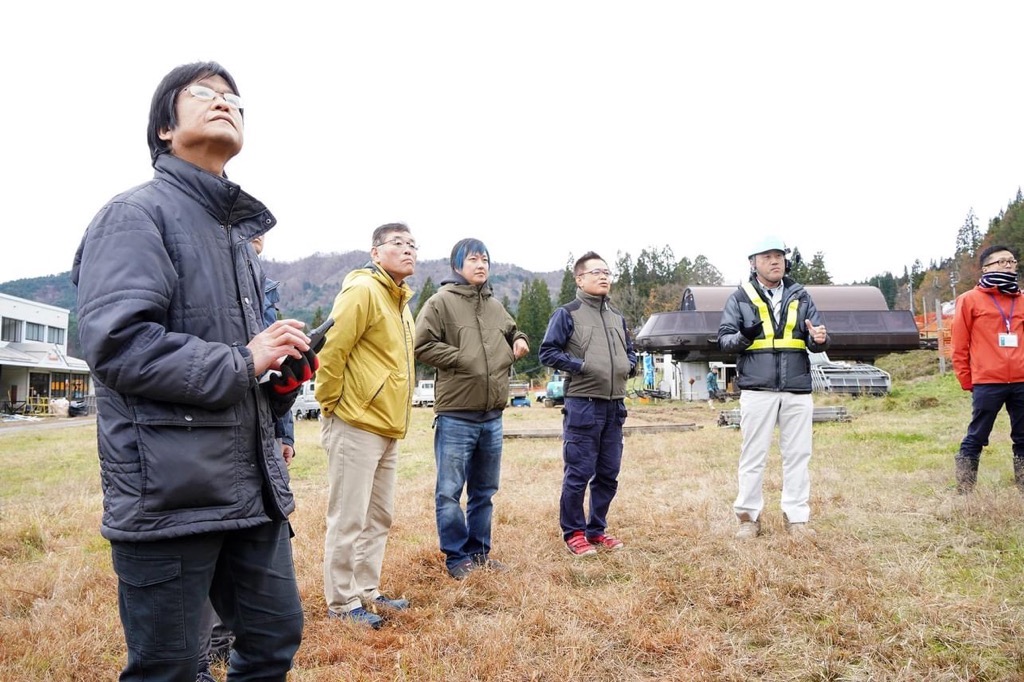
[3,351,1024,681]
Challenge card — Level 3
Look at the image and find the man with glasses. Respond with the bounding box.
[540,252,637,556]
[316,223,417,628]
[718,236,829,540]
[952,244,1024,494]
[72,62,307,680]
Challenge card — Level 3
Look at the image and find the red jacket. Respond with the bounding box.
[952,285,1024,390]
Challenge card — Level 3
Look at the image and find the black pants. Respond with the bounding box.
[111,521,302,682]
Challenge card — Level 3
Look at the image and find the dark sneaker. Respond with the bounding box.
[565,531,597,557]
[196,670,217,682]
[471,554,508,571]
[372,595,410,611]
[328,606,383,629]
[448,558,476,580]
[587,533,624,550]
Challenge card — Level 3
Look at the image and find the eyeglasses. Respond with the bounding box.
[185,84,244,109]
[578,268,612,278]
[983,258,1018,268]
[374,237,418,251]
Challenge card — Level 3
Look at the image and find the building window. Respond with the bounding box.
[30,373,50,398]
[69,374,90,399]
[50,373,69,399]
[26,322,45,342]
[1,317,22,342]
[47,326,65,345]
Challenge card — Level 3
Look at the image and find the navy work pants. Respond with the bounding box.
[559,397,626,540]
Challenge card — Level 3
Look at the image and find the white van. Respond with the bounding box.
[412,380,435,407]
[290,380,321,420]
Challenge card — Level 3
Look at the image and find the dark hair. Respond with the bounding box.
[978,244,1018,267]
[573,251,605,276]
[147,61,241,163]
[450,238,490,271]
[371,223,411,247]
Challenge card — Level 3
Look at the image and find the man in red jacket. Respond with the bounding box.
[952,244,1024,494]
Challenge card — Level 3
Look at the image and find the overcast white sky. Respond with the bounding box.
[3,2,1022,287]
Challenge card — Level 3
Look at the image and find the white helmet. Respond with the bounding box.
[748,235,789,259]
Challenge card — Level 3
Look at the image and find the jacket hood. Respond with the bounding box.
[344,261,415,308]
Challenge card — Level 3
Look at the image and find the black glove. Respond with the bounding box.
[740,320,764,341]
[268,348,319,395]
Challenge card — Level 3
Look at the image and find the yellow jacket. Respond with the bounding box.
[315,263,415,438]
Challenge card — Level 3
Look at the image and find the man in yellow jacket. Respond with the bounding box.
[316,223,417,629]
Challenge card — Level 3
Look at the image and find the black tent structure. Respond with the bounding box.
[635,285,922,364]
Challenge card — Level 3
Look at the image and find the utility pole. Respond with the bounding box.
[908,278,915,317]
[935,298,946,375]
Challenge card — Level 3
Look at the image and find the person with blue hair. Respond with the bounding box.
[415,238,529,579]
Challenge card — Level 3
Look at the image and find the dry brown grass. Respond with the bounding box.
[4,361,1024,680]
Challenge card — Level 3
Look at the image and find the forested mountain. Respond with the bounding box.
[0,253,563,357]
[9,188,1024,363]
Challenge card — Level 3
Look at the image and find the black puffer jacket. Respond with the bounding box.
[717,276,829,394]
[71,154,295,542]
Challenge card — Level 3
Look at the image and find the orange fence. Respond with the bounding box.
[915,313,953,358]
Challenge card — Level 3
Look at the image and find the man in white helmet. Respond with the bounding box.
[717,236,830,539]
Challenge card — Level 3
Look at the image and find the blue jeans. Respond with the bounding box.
[111,521,302,682]
[434,415,503,569]
[959,382,1024,462]
[560,397,626,540]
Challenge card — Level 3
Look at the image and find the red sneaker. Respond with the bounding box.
[587,533,624,550]
[565,531,597,556]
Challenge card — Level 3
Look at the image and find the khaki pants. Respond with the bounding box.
[734,390,813,523]
[321,415,399,614]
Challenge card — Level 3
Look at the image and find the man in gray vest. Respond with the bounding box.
[540,251,637,556]
[718,236,829,539]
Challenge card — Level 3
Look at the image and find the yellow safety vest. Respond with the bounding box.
[740,281,807,352]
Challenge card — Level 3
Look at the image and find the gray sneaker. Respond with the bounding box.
[783,513,816,537]
[371,595,410,611]
[735,513,761,539]
[328,606,383,629]
[196,670,217,682]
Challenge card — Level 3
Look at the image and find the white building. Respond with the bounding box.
[0,292,91,414]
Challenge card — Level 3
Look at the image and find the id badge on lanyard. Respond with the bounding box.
[989,293,1018,347]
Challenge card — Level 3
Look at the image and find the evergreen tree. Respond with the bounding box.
[788,247,809,283]
[557,267,577,306]
[514,279,552,377]
[411,277,437,380]
[954,207,983,258]
[690,255,724,285]
[501,293,513,316]
[412,276,437,320]
[311,306,325,329]
[868,272,897,309]
[803,252,833,285]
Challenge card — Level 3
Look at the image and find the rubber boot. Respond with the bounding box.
[1014,457,1024,494]
[955,456,978,495]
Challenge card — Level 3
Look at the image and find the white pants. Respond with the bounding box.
[321,415,399,614]
[735,390,813,523]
